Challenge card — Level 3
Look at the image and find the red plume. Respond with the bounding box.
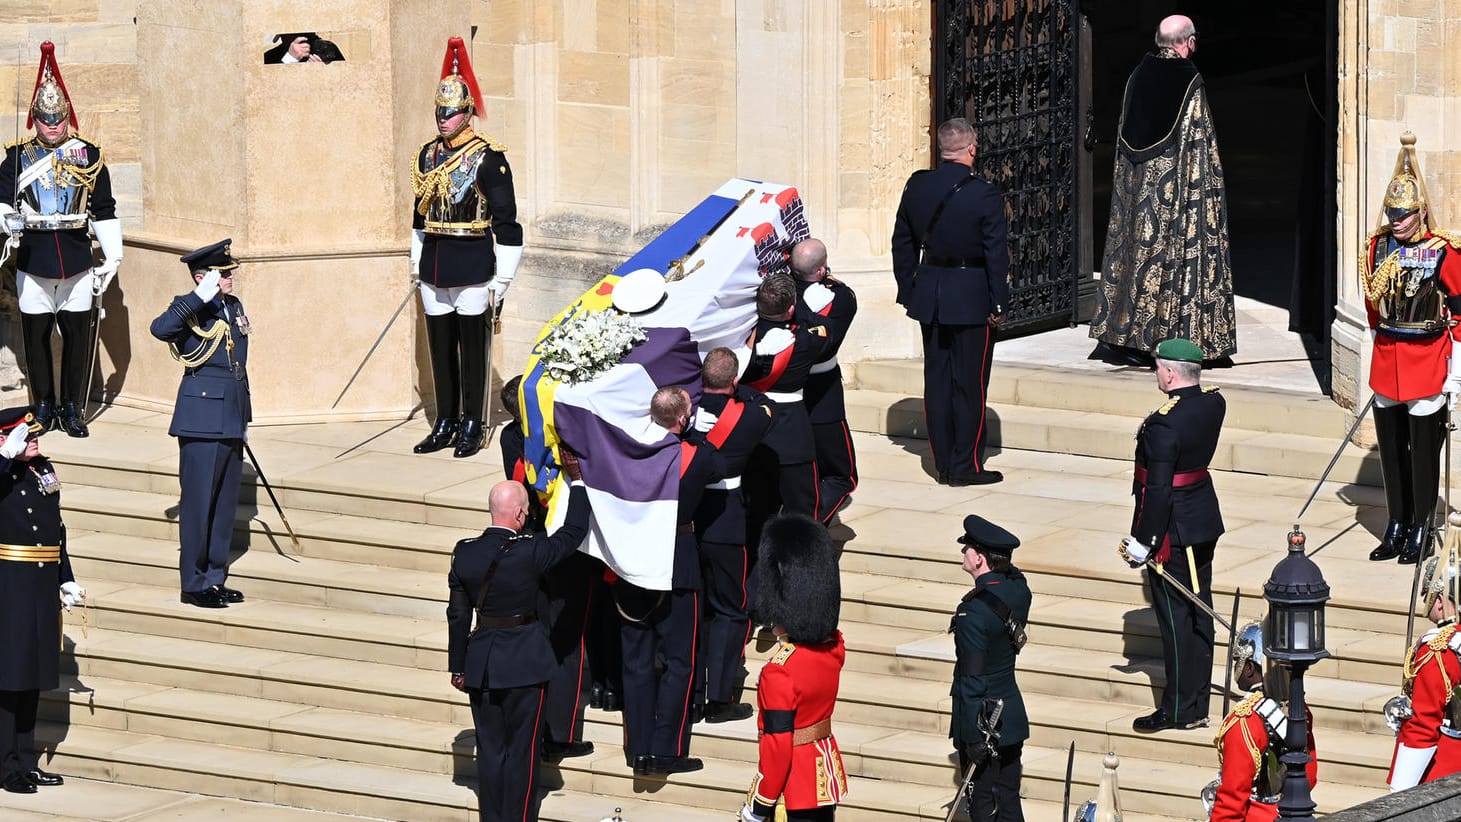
[437,36,484,115]
[27,41,78,130]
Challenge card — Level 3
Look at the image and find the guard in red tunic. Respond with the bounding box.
[741,515,847,822]
[1388,521,1461,790]
[1208,622,1317,822]
[1363,133,1461,565]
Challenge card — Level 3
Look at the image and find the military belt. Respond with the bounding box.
[792,718,832,746]
[808,357,839,375]
[0,544,61,563]
[473,612,536,629]
[23,215,89,231]
[1133,466,1210,487]
[922,254,986,269]
[764,389,804,404]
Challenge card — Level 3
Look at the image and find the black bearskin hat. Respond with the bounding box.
[752,514,840,645]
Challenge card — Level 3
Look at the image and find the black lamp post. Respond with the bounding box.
[1263,526,1330,822]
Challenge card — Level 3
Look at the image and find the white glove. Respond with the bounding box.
[92,260,120,296]
[739,805,767,822]
[193,269,222,302]
[1118,536,1151,568]
[60,580,85,612]
[410,229,424,275]
[1390,742,1437,791]
[489,244,524,306]
[92,217,123,265]
[0,424,29,459]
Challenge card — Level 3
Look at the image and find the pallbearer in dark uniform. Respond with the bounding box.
[447,457,590,822]
[950,515,1028,822]
[740,515,847,822]
[410,37,524,459]
[1208,622,1317,822]
[619,386,722,776]
[1360,134,1461,565]
[0,407,83,794]
[149,241,252,610]
[891,118,1010,486]
[742,274,829,535]
[1120,338,1225,732]
[0,42,124,437]
[790,240,859,522]
[693,348,773,723]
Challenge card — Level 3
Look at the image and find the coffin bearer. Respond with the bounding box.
[1361,134,1461,565]
[1122,338,1225,732]
[890,118,1010,485]
[1208,623,1317,821]
[950,515,1028,822]
[0,406,83,794]
[150,241,252,610]
[446,458,591,822]
[410,37,524,459]
[790,239,859,522]
[0,42,123,437]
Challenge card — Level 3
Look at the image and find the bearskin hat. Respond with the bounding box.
[751,514,840,645]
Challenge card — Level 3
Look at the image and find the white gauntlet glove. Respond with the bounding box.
[192,269,222,302]
[1118,536,1151,568]
[0,424,29,459]
[410,229,424,276]
[489,244,523,307]
[739,804,767,822]
[91,218,123,295]
[60,581,86,612]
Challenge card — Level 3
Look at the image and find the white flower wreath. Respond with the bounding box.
[538,308,647,385]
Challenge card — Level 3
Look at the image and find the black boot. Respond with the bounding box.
[1370,519,1409,561]
[33,399,55,432]
[413,416,461,454]
[454,418,485,459]
[56,309,94,426]
[21,312,57,425]
[1399,408,1447,565]
[55,401,88,438]
[1399,523,1433,566]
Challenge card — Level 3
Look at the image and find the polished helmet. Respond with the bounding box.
[27,42,77,132]
[433,37,483,137]
[1380,133,1433,229]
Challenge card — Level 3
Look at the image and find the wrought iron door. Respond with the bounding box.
[934,0,1082,331]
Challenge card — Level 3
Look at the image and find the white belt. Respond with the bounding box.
[706,476,742,490]
[808,357,839,375]
[764,389,804,403]
[24,214,88,231]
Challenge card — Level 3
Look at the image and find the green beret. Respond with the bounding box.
[1155,338,1203,364]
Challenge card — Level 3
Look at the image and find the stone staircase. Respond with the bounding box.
[27,360,1403,820]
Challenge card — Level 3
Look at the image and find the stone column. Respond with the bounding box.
[113,0,467,422]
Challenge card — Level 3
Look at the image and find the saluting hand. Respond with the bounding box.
[0,424,29,460]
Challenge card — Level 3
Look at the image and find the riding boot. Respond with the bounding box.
[1371,402,1413,561]
[413,314,462,454]
[1400,407,1446,565]
[55,311,93,437]
[454,312,488,459]
[20,312,57,425]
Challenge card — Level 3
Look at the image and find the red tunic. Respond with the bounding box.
[1390,626,1461,787]
[1365,231,1461,402]
[1212,692,1316,822]
[746,632,848,814]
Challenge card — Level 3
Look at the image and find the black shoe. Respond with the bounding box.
[33,399,55,432]
[25,769,63,787]
[650,755,704,775]
[600,688,620,713]
[948,471,1003,486]
[453,419,485,459]
[1399,524,1433,566]
[180,588,228,608]
[542,740,595,760]
[589,683,604,710]
[937,470,949,484]
[1132,709,1175,733]
[56,401,88,438]
[631,754,653,776]
[213,584,245,603]
[688,703,704,725]
[1,773,37,793]
[413,417,461,454]
[1370,520,1408,562]
[703,700,754,723]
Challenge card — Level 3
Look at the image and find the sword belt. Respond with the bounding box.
[473,611,536,629]
[1133,466,1210,487]
[0,544,61,562]
[792,718,833,746]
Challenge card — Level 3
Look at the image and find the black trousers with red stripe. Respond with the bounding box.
[469,682,546,822]
[618,581,699,758]
[699,537,751,704]
[921,322,995,478]
[542,552,599,744]
[813,419,858,522]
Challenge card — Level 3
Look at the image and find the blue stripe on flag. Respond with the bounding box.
[521,360,557,492]
[613,194,739,276]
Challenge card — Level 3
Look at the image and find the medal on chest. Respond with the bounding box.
[31,464,62,495]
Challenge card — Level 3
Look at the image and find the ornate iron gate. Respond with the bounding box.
[934,0,1083,331]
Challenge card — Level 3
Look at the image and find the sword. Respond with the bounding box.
[80,299,102,421]
[241,441,301,555]
[1120,540,1234,633]
[1061,740,1075,822]
[1,45,22,269]
[1295,393,1375,524]
[332,276,418,408]
[945,699,1004,822]
[1220,587,1242,720]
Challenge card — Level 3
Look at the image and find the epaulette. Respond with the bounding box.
[769,642,797,665]
[478,133,510,153]
[1157,396,1180,415]
[1430,228,1461,248]
[4,136,30,150]
[1230,690,1263,718]
[1203,385,1220,393]
[1428,623,1457,652]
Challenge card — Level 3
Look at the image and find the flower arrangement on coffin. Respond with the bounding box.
[537,307,647,386]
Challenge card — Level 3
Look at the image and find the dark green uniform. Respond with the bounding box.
[951,567,1030,822]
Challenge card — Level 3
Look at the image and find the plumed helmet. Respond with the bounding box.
[1380,132,1433,230]
[1231,621,1266,669]
[433,37,484,136]
[28,42,77,131]
[751,514,840,645]
[1422,513,1461,615]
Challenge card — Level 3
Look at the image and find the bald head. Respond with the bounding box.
[489,480,529,531]
[1156,15,1196,56]
[790,239,828,283]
